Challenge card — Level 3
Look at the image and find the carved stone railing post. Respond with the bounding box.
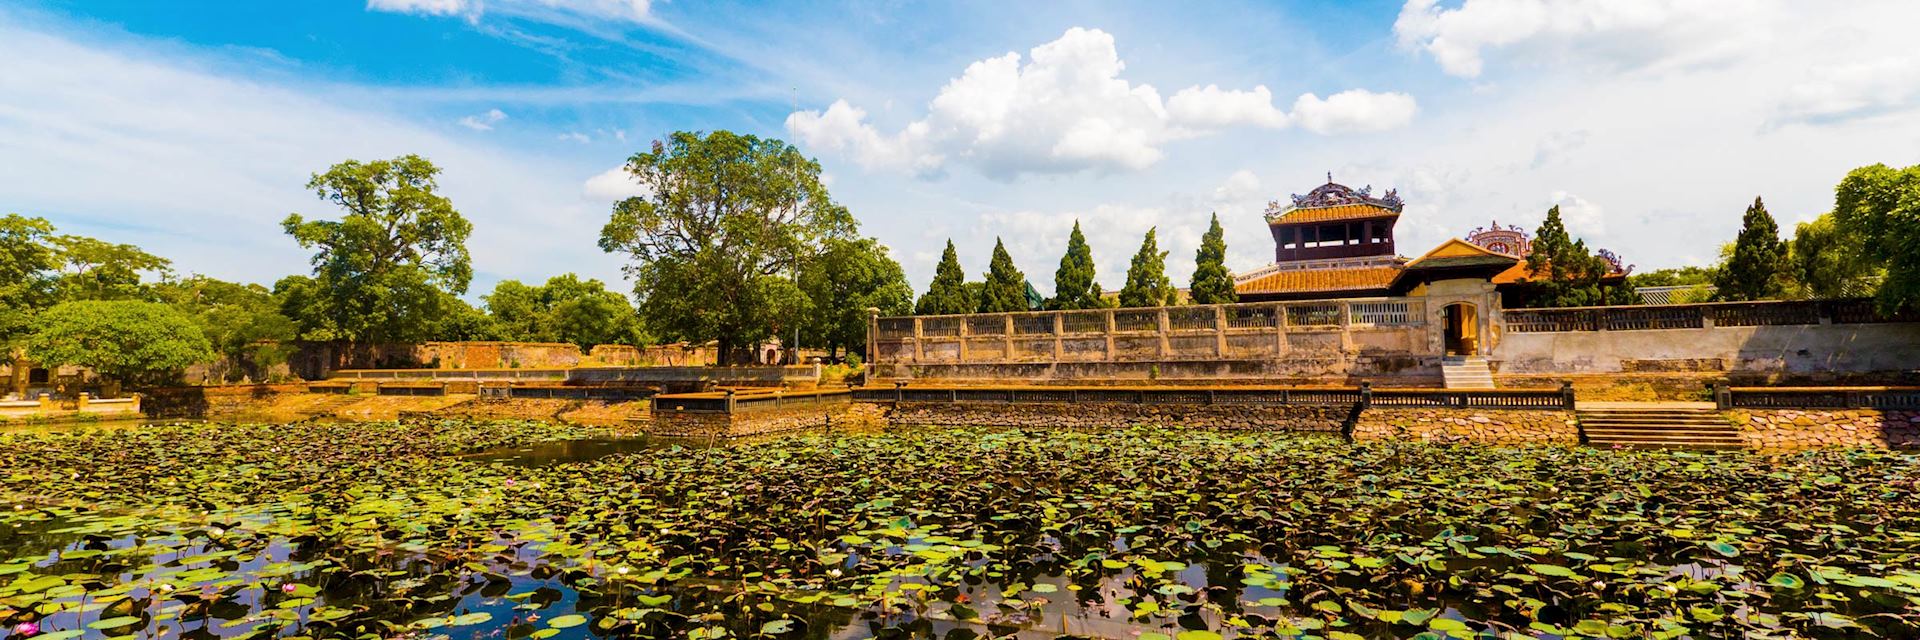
[957,315,971,363]
[1157,307,1172,358]
[1003,314,1015,363]
[1053,313,1065,360]
[1104,309,1117,362]
[1273,303,1290,358]
[1214,305,1229,357]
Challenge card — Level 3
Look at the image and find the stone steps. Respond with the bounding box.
[1440,356,1495,390]
[1578,407,1745,450]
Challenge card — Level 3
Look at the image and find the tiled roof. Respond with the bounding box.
[1270,203,1400,225]
[1404,238,1518,270]
[1493,260,1630,284]
[1236,266,1403,294]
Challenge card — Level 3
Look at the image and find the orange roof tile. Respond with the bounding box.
[1270,203,1400,225]
[1236,266,1403,294]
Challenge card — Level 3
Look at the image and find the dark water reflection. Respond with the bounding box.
[463,436,702,466]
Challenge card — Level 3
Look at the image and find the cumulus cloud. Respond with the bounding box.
[1289,90,1418,134]
[557,131,591,144]
[457,108,507,131]
[583,166,649,201]
[787,27,1416,180]
[367,0,468,17]
[1550,191,1606,237]
[1212,170,1262,203]
[1393,0,1776,78]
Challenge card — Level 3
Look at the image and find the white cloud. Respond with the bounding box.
[1549,191,1606,237]
[1167,85,1289,130]
[787,27,1415,180]
[582,166,650,201]
[1289,90,1419,134]
[1776,57,1920,124]
[1393,0,1776,78]
[1212,170,1261,203]
[457,108,507,131]
[557,131,591,144]
[367,0,653,23]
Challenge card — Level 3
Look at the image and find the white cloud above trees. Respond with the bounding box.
[786,28,1418,180]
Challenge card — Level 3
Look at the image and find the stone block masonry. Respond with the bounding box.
[1353,408,1578,445]
[1733,409,1920,450]
[886,402,1349,432]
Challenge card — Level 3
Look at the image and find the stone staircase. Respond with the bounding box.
[1440,356,1495,389]
[1577,404,1746,449]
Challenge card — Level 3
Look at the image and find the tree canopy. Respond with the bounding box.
[916,240,974,315]
[1834,163,1920,312]
[282,154,474,344]
[27,300,213,387]
[1119,228,1175,308]
[0,214,60,350]
[1786,213,1881,299]
[1047,221,1105,311]
[1712,197,1788,301]
[483,274,647,349]
[977,239,1029,313]
[155,276,297,382]
[798,237,913,358]
[599,131,854,361]
[1189,213,1237,305]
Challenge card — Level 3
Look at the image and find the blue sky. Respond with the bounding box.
[4,0,1919,299]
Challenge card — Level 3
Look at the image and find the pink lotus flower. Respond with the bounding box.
[281,583,297,594]
[13,621,40,636]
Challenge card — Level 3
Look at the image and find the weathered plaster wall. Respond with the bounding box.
[885,402,1349,432]
[1732,409,1920,450]
[1494,323,1920,376]
[1353,408,1578,445]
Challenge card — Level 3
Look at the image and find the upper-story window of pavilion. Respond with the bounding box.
[1263,176,1404,263]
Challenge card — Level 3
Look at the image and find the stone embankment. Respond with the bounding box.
[648,403,886,438]
[1733,409,1920,450]
[1353,408,1578,445]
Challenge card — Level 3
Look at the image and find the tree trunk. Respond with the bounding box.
[716,336,734,367]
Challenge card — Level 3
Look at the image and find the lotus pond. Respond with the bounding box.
[1,421,1917,640]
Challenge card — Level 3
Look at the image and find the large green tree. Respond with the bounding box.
[915,240,974,315]
[977,239,1029,313]
[1521,206,1630,308]
[598,131,853,362]
[1786,213,1881,299]
[50,235,171,301]
[1047,221,1105,310]
[281,154,473,346]
[483,274,646,348]
[1189,213,1237,305]
[156,276,297,382]
[1834,163,1920,312]
[0,214,60,350]
[799,237,913,358]
[1119,228,1175,308]
[1712,197,1788,301]
[26,300,213,388]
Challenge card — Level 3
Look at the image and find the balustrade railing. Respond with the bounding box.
[1716,384,1920,410]
[852,384,1570,410]
[1504,298,1914,333]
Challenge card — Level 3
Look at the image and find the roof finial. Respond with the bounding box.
[1326,171,1333,184]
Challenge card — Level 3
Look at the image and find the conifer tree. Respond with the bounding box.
[1048,221,1103,310]
[977,238,1029,313]
[1188,213,1237,305]
[914,239,973,315]
[1713,197,1788,301]
[1119,228,1175,308]
[1522,206,1619,308]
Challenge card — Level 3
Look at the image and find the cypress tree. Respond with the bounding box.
[914,239,973,315]
[1048,221,1103,310]
[1522,206,1613,308]
[977,238,1029,313]
[1189,212,1237,305]
[1119,227,1175,308]
[1713,196,1788,301]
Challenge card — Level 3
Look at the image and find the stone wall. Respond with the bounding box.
[1732,409,1920,450]
[1352,408,1578,445]
[1494,323,1920,378]
[886,402,1348,432]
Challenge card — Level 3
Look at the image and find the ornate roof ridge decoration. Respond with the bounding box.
[1464,219,1532,258]
[1263,175,1404,222]
[1597,248,1634,275]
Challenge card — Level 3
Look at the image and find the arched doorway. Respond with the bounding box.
[1442,303,1479,356]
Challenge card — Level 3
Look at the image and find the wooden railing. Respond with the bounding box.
[1505,299,1918,333]
[1715,384,1920,410]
